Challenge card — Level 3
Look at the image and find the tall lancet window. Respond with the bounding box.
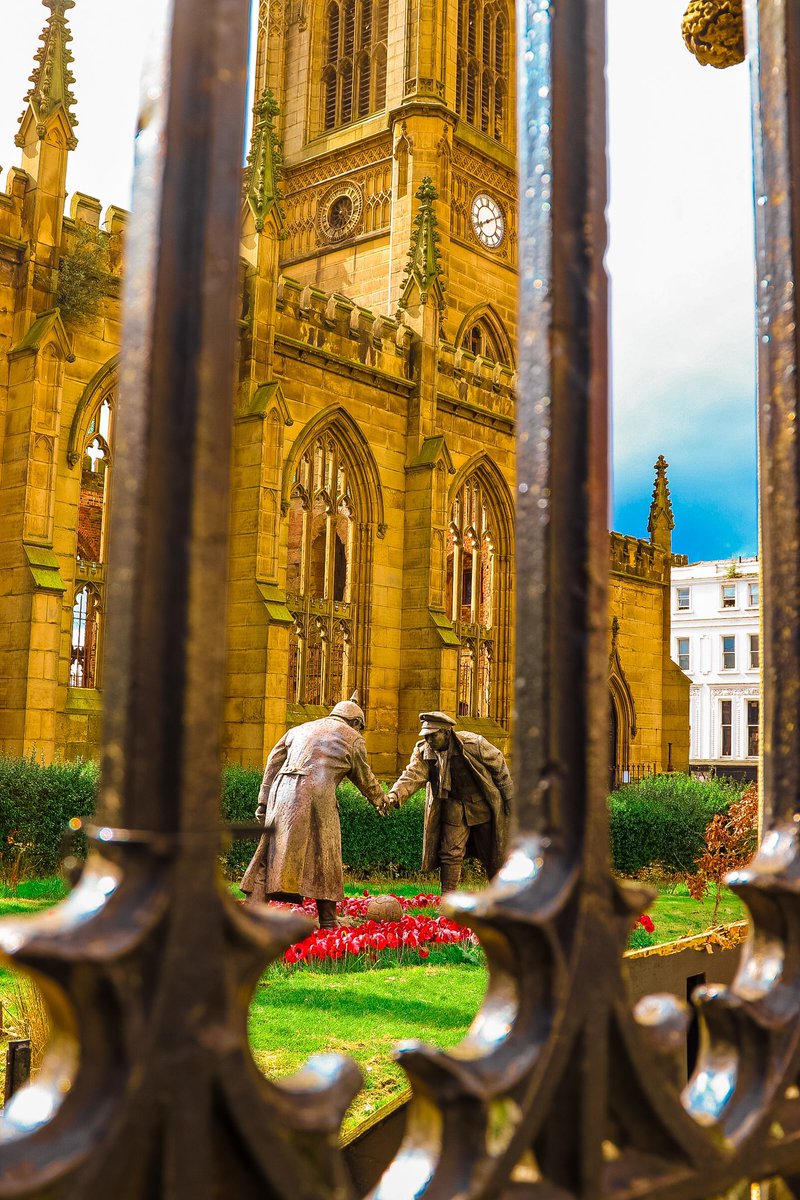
[455,0,509,143]
[446,475,497,719]
[322,0,389,131]
[286,435,355,706]
[72,391,115,689]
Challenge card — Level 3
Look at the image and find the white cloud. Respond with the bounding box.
[607,0,757,553]
[3,1,759,556]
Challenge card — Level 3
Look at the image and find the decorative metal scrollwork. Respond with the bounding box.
[0,0,799,1198]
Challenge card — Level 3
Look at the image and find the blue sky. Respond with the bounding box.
[1,0,758,564]
[607,0,757,561]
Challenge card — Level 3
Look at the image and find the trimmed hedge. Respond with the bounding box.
[338,781,426,875]
[220,763,263,878]
[608,774,745,876]
[0,757,428,883]
[221,767,426,878]
[0,756,749,885]
[0,755,97,879]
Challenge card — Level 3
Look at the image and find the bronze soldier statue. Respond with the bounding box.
[241,694,387,928]
[388,711,513,891]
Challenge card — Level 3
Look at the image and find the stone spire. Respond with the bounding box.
[397,177,446,316]
[244,88,284,233]
[648,454,675,552]
[16,0,79,149]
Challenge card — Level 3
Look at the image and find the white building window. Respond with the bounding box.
[721,583,737,609]
[722,635,736,670]
[747,700,760,757]
[676,637,690,671]
[748,581,759,607]
[676,586,690,610]
[720,699,732,756]
[749,633,760,670]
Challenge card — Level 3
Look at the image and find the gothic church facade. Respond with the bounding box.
[0,0,688,777]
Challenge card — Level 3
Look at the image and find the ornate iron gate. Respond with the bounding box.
[0,0,796,1196]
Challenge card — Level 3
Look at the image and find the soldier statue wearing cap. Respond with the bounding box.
[387,712,513,891]
[241,693,388,928]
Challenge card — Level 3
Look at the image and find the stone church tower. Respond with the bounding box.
[0,0,688,779]
[231,0,519,770]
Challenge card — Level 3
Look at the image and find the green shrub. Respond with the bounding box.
[55,221,112,323]
[0,755,97,881]
[220,763,263,878]
[338,781,426,875]
[220,770,428,881]
[0,756,427,885]
[0,756,750,891]
[609,773,745,877]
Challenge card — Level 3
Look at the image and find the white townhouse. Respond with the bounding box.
[670,557,761,780]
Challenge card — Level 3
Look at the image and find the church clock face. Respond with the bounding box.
[471,192,505,249]
[318,182,364,243]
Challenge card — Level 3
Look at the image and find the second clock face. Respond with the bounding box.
[471,192,505,249]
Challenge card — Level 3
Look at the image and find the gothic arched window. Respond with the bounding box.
[446,474,498,719]
[462,319,504,362]
[285,435,355,706]
[322,0,389,130]
[72,390,115,689]
[70,584,101,689]
[455,0,509,144]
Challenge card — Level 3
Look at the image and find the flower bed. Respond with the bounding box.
[265,892,656,969]
[290,892,440,920]
[273,892,475,970]
[282,914,479,969]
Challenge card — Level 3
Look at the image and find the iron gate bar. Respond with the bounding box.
[748,0,800,833]
[0,1,357,1197]
[0,0,799,1198]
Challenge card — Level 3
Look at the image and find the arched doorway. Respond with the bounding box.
[610,698,618,792]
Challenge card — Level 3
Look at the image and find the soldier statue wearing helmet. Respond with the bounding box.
[329,698,367,726]
[241,692,388,928]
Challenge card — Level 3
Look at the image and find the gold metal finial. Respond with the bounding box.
[681,0,745,68]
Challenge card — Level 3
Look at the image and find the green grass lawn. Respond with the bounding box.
[249,965,486,1132]
[645,881,745,943]
[0,874,749,955]
[0,872,749,1133]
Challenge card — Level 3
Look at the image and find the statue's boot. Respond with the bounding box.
[440,864,462,893]
[316,899,338,930]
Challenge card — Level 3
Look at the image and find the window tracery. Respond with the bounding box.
[446,474,497,718]
[72,391,114,689]
[286,434,356,706]
[70,584,101,689]
[455,0,509,143]
[322,0,388,130]
[461,318,503,361]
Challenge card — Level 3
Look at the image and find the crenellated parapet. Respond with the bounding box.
[0,171,128,267]
[62,193,128,277]
[274,275,414,387]
[609,530,672,586]
[436,340,515,429]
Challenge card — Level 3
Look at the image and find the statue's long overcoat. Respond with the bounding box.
[390,731,513,874]
[241,715,385,902]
